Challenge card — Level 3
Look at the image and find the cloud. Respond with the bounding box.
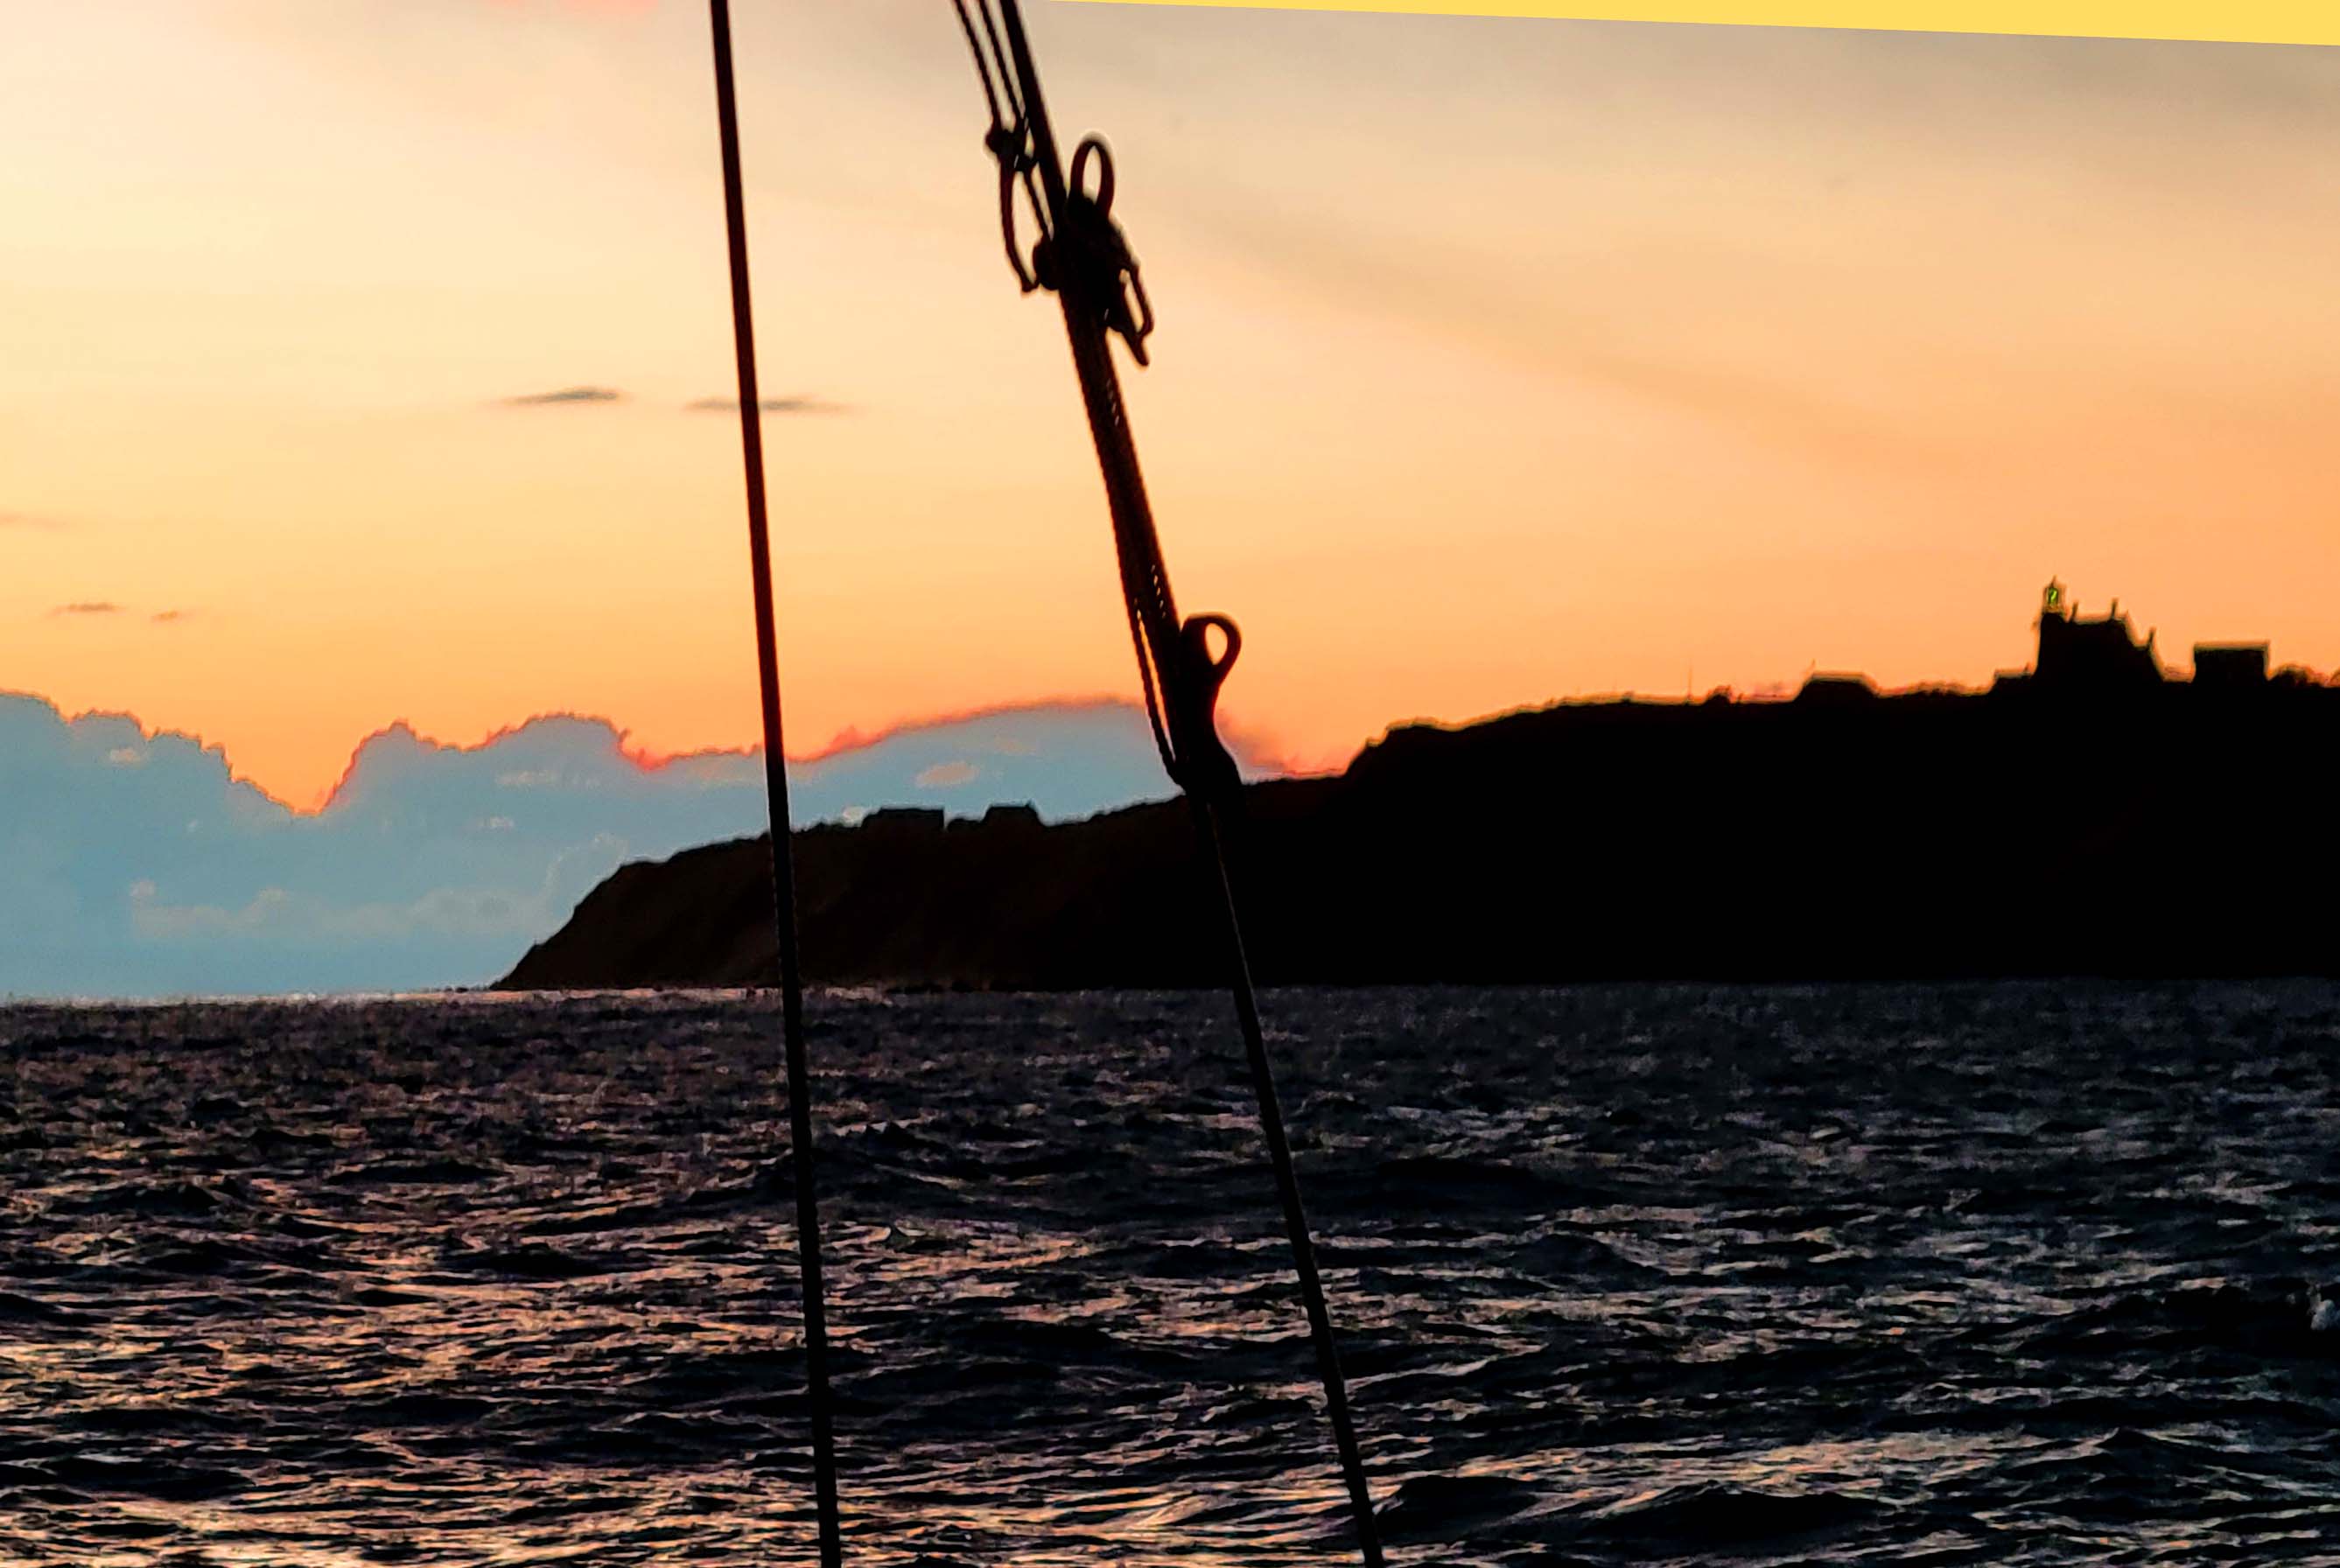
[0,692,1255,998]
[151,609,191,625]
[501,386,624,407]
[51,601,121,617]
[1,511,62,530]
[913,760,980,790]
[684,395,848,415]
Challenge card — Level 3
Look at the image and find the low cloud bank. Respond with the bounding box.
[0,694,1234,998]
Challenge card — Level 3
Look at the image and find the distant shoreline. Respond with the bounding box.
[499,647,2340,992]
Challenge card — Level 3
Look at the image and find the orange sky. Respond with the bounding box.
[4,3,2336,806]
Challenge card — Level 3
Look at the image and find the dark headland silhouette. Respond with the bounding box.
[499,585,2337,990]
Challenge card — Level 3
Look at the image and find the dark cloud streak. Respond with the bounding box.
[52,601,122,617]
[501,386,625,407]
[685,395,848,416]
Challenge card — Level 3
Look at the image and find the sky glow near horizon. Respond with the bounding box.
[4,2,2337,809]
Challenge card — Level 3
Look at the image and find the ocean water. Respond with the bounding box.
[4,983,2338,1566]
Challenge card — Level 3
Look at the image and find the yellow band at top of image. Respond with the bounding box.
[1062,0,2338,48]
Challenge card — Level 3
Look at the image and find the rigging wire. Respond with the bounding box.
[706,3,845,1563]
[953,4,1389,1561]
[955,0,1051,295]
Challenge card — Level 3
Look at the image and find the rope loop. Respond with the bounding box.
[1053,136,1155,366]
[1165,612,1244,803]
[986,122,1044,293]
[1069,133,1117,212]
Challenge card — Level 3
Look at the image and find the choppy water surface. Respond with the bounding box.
[4,984,2340,1565]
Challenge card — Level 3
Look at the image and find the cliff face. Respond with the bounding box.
[497,679,2340,990]
[497,791,1321,990]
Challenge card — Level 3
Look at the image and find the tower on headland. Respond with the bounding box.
[2031,578,2163,695]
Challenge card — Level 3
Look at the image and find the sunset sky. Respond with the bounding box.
[5,1,2336,808]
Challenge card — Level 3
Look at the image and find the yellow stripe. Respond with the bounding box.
[1061,0,2340,47]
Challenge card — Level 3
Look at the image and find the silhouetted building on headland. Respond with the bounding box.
[2193,643,2270,690]
[1979,579,2300,708]
[1794,672,1879,707]
[2034,578,2162,690]
[1988,579,2164,700]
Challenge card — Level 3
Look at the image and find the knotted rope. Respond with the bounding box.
[951,5,1390,1561]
